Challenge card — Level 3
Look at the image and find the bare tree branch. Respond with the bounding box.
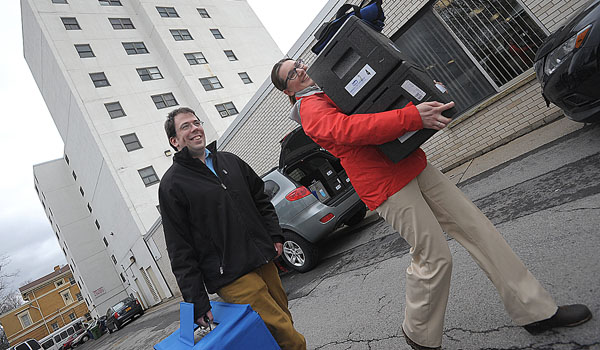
[0,255,23,315]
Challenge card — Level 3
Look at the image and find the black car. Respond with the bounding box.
[105,297,144,333]
[534,0,600,123]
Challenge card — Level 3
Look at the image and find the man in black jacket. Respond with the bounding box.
[158,107,306,350]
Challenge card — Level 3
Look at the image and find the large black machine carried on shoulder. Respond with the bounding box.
[307,2,457,162]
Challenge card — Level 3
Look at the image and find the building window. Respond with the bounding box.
[199,76,223,91]
[139,166,160,186]
[431,0,546,88]
[210,28,224,39]
[224,50,237,61]
[136,66,163,81]
[52,0,68,3]
[103,237,108,247]
[61,17,81,30]
[69,276,75,285]
[99,0,121,5]
[238,72,252,84]
[390,0,547,115]
[121,133,143,151]
[87,203,92,212]
[120,273,126,282]
[184,52,207,65]
[69,313,76,321]
[197,8,210,18]
[215,102,238,118]
[105,102,126,119]
[109,18,135,30]
[89,72,110,88]
[72,171,77,180]
[122,41,148,55]
[111,255,117,264]
[170,29,193,41]
[17,311,33,328]
[55,279,64,288]
[156,6,179,17]
[65,154,69,164]
[74,44,94,58]
[51,322,59,331]
[95,220,100,229]
[79,186,84,196]
[76,292,83,301]
[151,93,178,109]
[60,290,74,305]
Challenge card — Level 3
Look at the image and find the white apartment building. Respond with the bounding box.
[24,0,282,316]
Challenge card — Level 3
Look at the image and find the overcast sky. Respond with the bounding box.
[0,0,327,294]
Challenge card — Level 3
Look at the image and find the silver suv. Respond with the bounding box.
[262,127,366,272]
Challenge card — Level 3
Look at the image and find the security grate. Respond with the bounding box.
[433,0,547,87]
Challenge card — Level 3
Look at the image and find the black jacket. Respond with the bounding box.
[158,142,283,319]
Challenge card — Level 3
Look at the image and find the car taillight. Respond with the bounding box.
[135,300,139,305]
[319,213,335,223]
[285,186,311,201]
[114,312,119,319]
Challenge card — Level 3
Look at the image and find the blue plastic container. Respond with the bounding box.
[154,301,280,350]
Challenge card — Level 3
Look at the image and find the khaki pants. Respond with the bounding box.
[217,261,306,350]
[376,163,557,347]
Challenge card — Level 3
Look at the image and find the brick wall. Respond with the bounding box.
[220,0,586,175]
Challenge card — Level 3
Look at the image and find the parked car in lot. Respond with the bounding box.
[262,127,367,272]
[9,339,41,350]
[534,0,600,122]
[61,329,89,349]
[105,297,144,333]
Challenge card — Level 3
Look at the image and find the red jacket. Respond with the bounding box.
[298,91,427,210]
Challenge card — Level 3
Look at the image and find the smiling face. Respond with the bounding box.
[279,59,315,96]
[169,112,206,158]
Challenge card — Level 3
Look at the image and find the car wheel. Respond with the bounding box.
[108,325,113,334]
[344,204,367,226]
[82,335,89,342]
[281,230,318,272]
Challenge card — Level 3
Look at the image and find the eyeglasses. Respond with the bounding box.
[179,119,204,131]
[283,59,304,90]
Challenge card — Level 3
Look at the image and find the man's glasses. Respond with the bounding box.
[179,119,204,131]
[283,59,304,90]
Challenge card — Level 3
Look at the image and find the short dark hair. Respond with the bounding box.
[271,58,297,105]
[164,107,197,150]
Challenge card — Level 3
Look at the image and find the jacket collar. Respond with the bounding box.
[289,85,324,125]
[295,85,322,98]
[174,140,218,166]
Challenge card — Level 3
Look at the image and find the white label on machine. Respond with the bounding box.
[401,80,426,101]
[345,64,376,97]
[397,130,417,143]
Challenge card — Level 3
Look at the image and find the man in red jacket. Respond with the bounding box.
[271,58,591,350]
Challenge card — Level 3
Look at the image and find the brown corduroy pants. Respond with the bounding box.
[217,261,306,350]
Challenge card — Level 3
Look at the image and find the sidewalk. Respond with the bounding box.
[444,116,583,184]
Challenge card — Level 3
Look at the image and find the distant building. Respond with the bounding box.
[0,266,89,346]
[23,0,282,317]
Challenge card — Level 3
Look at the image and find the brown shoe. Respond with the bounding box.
[402,328,441,350]
[523,304,592,334]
